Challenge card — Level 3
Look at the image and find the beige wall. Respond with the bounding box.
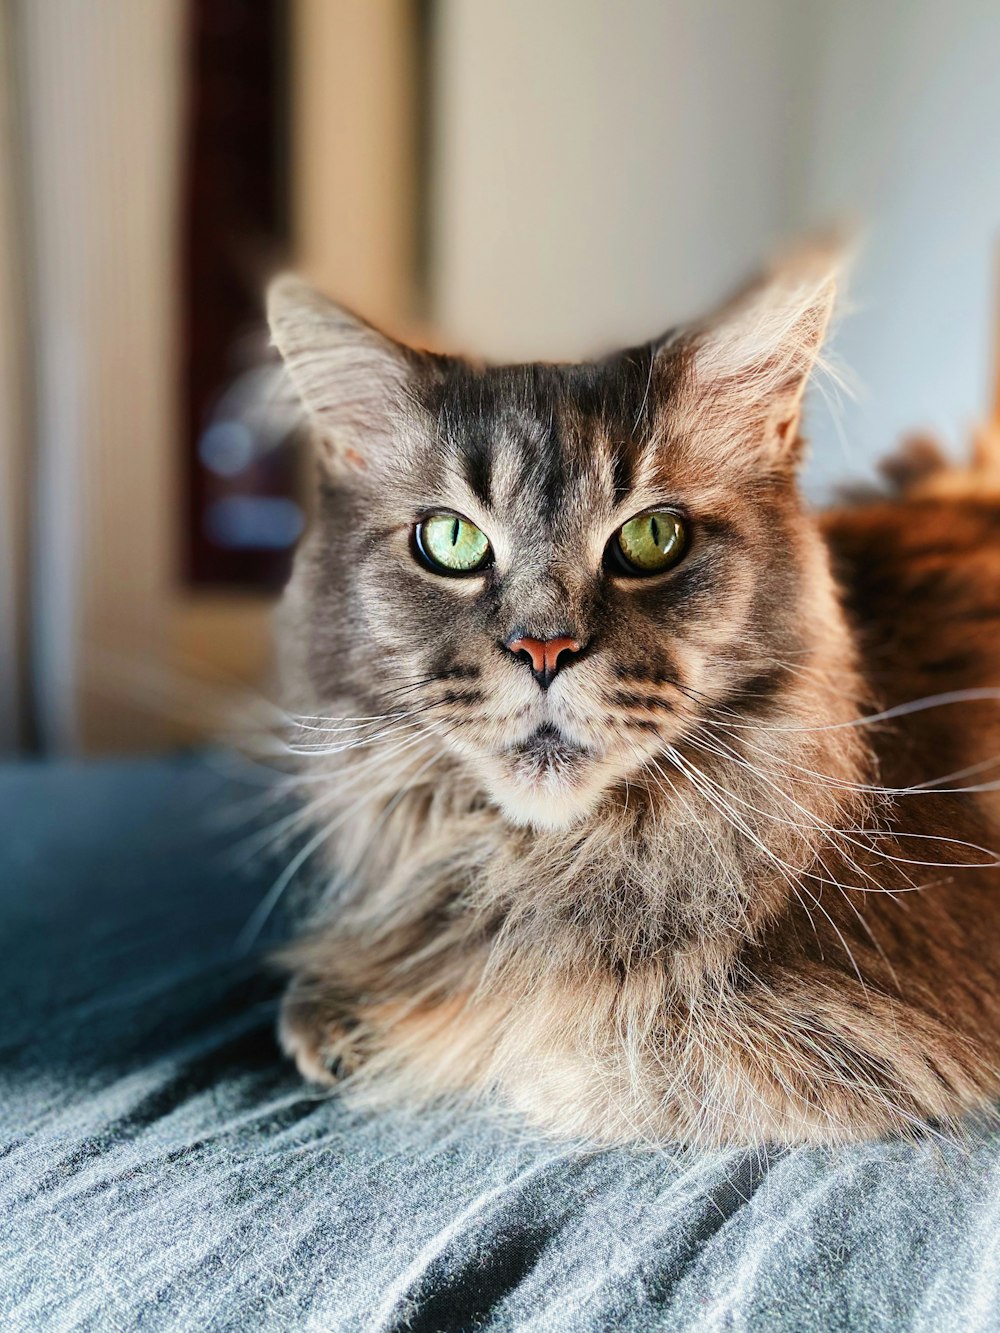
[293,0,417,330]
[0,3,30,752]
[431,0,794,362]
[431,0,1000,497]
[793,0,1000,490]
[14,0,183,752]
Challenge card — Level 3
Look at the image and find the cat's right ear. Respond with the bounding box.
[266,275,412,473]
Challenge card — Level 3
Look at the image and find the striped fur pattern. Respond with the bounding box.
[265,255,1000,1148]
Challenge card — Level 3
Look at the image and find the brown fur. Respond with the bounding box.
[266,254,1000,1148]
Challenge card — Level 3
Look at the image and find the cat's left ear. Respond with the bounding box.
[267,274,413,474]
[680,245,841,467]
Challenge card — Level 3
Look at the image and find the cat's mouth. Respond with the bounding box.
[507,723,590,775]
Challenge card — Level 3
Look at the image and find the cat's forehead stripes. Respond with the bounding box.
[418,344,674,522]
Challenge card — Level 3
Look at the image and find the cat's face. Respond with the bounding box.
[271,257,837,830]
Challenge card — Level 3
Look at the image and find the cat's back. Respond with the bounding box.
[823,443,1000,819]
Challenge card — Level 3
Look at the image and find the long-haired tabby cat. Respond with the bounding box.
[266,250,1000,1148]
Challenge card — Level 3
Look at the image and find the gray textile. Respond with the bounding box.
[1,755,998,1332]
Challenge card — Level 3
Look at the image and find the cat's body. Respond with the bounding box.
[268,256,1000,1148]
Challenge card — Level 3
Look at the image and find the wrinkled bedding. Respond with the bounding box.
[1,755,998,1331]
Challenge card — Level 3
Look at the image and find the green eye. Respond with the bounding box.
[416,512,492,574]
[611,508,687,575]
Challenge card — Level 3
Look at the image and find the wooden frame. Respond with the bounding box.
[166,0,420,745]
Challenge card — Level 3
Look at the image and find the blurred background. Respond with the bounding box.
[2,0,1000,757]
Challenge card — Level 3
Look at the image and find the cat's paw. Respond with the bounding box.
[278,980,358,1086]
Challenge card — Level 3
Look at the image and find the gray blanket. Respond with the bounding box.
[1,756,998,1331]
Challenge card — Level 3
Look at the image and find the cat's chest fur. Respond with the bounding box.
[284,741,969,1148]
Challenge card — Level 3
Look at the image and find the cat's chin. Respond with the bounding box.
[490,779,603,832]
[481,756,609,830]
[474,723,609,830]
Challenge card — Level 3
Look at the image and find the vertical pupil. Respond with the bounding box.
[650,515,661,548]
[451,518,460,547]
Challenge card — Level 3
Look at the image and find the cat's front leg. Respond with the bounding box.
[278,974,363,1085]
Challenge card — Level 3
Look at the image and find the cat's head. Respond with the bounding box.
[269,252,845,831]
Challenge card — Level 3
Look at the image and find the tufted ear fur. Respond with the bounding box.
[680,246,840,467]
[267,274,413,474]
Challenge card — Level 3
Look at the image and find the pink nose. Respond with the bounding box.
[506,635,582,687]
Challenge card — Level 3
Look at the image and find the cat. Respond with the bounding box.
[265,250,1000,1148]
